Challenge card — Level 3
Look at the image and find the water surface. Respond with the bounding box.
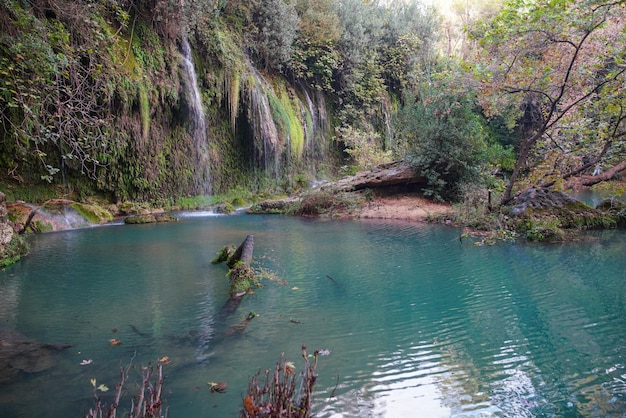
[1,215,625,417]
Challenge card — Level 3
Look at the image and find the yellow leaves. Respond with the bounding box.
[208,381,227,393]
[90,379,109,391]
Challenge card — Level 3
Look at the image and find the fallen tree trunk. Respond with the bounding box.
[227,234,254,268]
[562,160,626,190]
[213,234,256,300]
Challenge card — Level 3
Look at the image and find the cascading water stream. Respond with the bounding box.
[248,65,280,176]
[181,37,212,194]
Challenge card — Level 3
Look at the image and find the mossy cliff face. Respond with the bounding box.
[0,0,338,204]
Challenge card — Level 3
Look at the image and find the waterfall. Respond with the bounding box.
[243,64,331,179]
[300,84,317,155]
[181,37,212,194]
[298,82,329,165]
[248,66,281,177]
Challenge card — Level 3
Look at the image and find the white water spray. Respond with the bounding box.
[181,37,212,194]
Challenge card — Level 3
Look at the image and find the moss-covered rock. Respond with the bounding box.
[247,198,299,214]
[214,202,236,214]
[70,203,113,224]
[124,214,157,224]
[155,214,179,223]
[509,188,619,241]
[596,198,626,226]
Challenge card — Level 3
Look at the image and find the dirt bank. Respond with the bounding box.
[356,194,455,222]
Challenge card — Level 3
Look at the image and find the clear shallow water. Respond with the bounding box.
[1,215,625,417]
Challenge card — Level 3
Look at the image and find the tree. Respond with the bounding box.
[394,68,497,201]
[249,0,299,71]
[475,0,626,204]
[290,0,342,90]
[0,0,116,182]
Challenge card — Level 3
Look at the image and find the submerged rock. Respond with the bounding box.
[0,327,71,383]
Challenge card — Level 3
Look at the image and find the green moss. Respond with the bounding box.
[31,220,53,233]
[175,195,218,210]
[227,261,254,297]
[0,234,29,267]
[247,199,295,214]
[231,197,246,207]
[70,203,113,224]
[277,85,305,159]
[211,244,236,264]
[124,214,157,224]
[139,83,150,140]
[516,216,564,242]
[214,202,236,214]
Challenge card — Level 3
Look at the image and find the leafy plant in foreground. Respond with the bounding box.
[241,345,320,418]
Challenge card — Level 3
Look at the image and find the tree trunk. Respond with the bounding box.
[501,131,543,205]
[563,160,626,190]
[227,234,254,268]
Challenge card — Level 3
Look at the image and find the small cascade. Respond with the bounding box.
[248,66,281,177]
[300,84,317,155]
[242,63,331,179]
[298,82,329,162]
[180,37,212,194]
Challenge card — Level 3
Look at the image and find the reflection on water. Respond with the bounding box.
[0,216,625,417]
[568,189,626,207]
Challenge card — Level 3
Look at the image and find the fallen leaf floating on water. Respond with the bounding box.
[159,356,171,365]
[80,359,93,365]
[109,338,122,346]
[208,381,227,393]
[97,384,109,392]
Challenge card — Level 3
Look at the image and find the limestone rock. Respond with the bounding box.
[510,188,586,216]
[319,160,423,193]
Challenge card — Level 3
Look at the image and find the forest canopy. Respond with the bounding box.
[0,0,624,204]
